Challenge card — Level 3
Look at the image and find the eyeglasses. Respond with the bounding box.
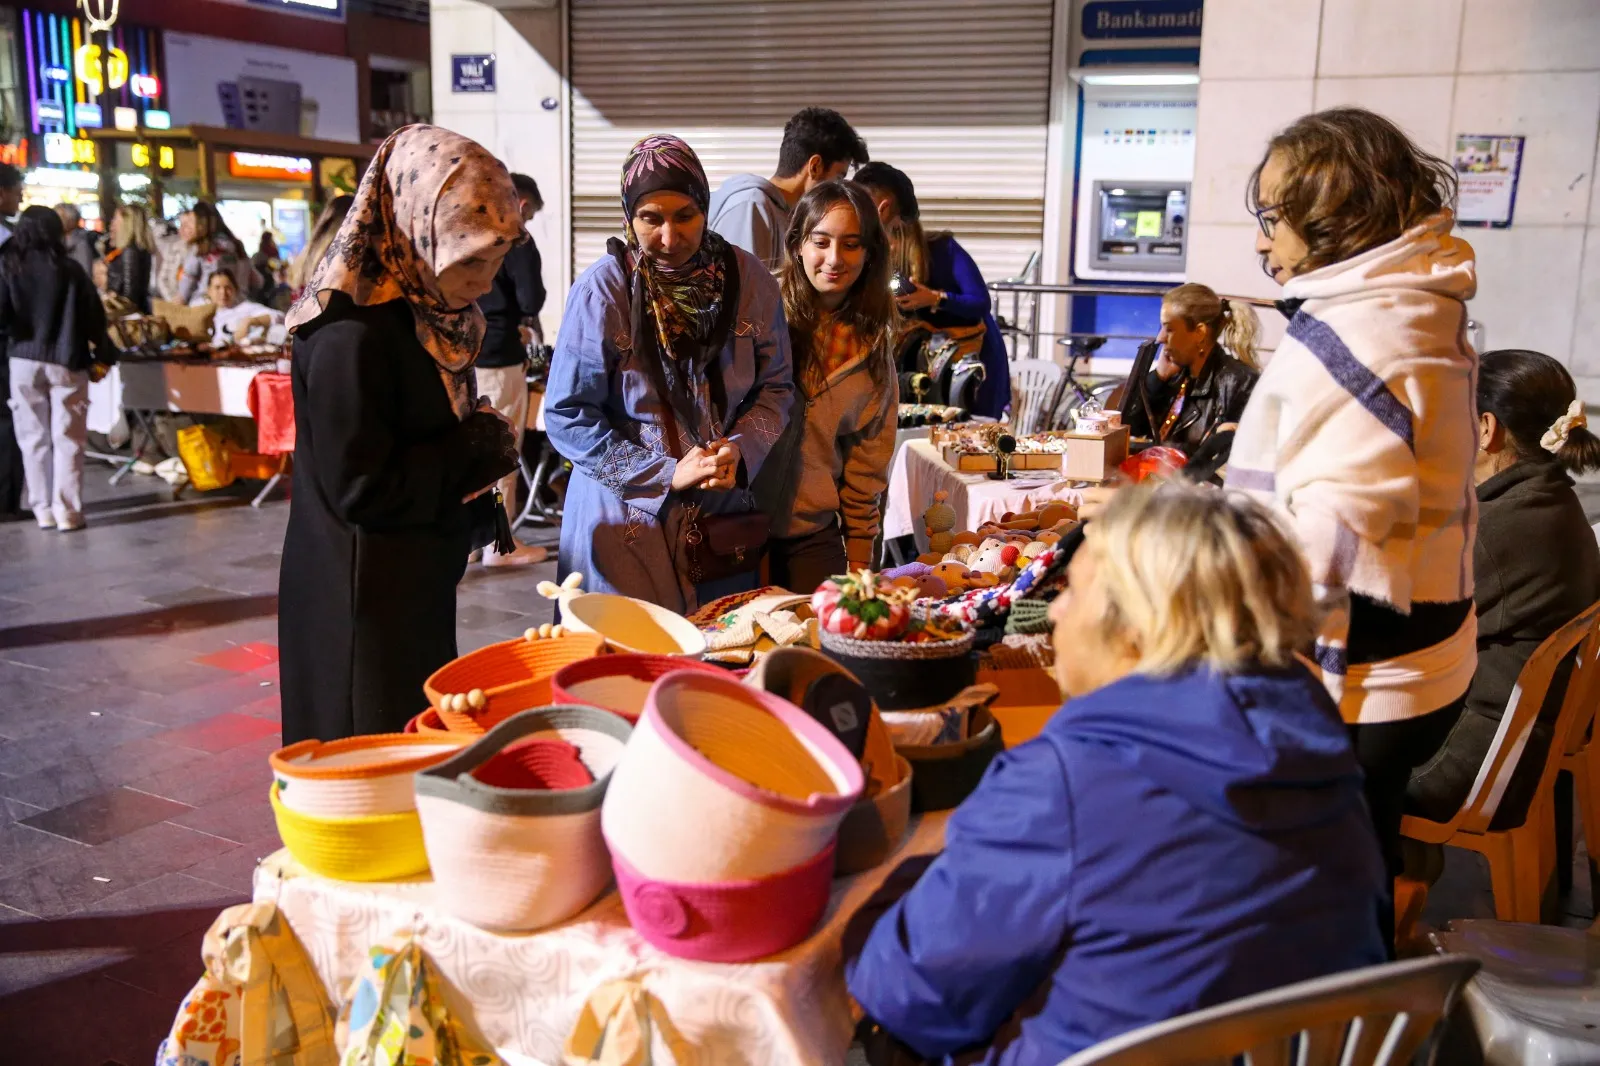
[1252,202,1285,239]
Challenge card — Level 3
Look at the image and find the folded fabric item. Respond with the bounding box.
[880,684,999,748]
[899,706,1005,813]
[338,933,503,1066]
[981,634,1056,671]
[692,588,817,665]
[246,370,296,455]
[416,706,631,933]
[1005,598,1053,635]
[157,901,337,1066]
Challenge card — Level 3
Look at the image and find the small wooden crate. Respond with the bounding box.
[942,446,997,472]
[1012,452,1063,471]
[1053,426,1130,482]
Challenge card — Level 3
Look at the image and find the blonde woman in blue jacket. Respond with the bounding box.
[847,483,1387,1064]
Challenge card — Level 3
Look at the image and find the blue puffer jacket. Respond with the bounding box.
[846,664,1388,1064]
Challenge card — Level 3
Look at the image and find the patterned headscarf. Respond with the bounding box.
[619,135,731,363]
[285,124,525,417]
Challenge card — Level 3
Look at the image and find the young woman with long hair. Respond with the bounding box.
[1228,108,1478,917]
[761,179,897,592]
[853,162,1010,419]
[1123,282,1261,474]
[289,194,355,295]
[176,201,258,305]
[2,205,116,531]
[104,203,155,313]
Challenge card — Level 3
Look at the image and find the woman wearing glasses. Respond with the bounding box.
[1227,108,1478,925]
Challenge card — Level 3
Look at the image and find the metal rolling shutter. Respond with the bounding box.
[569,0,1054,285]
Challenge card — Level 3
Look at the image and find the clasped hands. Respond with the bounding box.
[671,437,741,492]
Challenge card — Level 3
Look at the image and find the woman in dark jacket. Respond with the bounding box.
[2,205,115,531]
[854,162,1011,420]
[1122,282,1259,466]
[278,125,523,743]
[1409,349,1600,827]
[847,483,1386,1064]
[104,204,154,313]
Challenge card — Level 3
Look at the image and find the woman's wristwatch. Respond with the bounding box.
[931,290,945,312]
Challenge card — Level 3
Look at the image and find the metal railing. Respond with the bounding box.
[990,275,1486,362]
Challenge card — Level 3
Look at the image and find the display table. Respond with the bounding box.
[883,438,1082,553]
[253,811,951,1066]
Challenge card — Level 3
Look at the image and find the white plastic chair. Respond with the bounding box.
[1430,918,1600,1064]
[1009,358,1065,436]
[1060,955,1480,1066]
[1400,597,1600,922]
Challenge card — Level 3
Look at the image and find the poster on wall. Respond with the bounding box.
[161,31,359,144]
[1454,134,1524,228]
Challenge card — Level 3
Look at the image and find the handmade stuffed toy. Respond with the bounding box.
[923,491,957,556]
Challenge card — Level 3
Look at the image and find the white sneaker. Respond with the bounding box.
[54,511,85,532]
[482,542,548,568]
[33,509,54,530]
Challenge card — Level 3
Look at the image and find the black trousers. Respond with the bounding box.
[768,519,849,595]
[1351,699,1464,878]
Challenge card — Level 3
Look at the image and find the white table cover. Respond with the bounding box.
[883,438,1082,552]
[88,360,267,428]
[252,812,949,1066]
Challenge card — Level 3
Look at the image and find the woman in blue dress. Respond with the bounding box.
[545,135,793,613]
[854,162,1011,420]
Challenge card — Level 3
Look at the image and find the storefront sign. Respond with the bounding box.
[144,109,171,130]
[130,142,176,170]
[26,167,100,191]
[245,0,346,18]
[0,142,29,168]
[21,10,168,136]
[228,151,313,181]
[43,133,96,166]
[1082,0,1204,39]
[451,54,495,93]
[1454,134,1524,228]
[113,106,138,130]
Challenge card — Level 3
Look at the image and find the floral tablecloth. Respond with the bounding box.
[251,813,949,1066]
[883,438,1081,553]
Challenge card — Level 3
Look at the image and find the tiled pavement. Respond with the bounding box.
[0,471,558,1065]
[0,471,1595,1064]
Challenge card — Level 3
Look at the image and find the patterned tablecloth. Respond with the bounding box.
[252,812,950,1066]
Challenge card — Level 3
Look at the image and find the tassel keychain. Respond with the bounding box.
[492,488,516,555]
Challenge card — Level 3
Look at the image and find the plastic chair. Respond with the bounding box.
[1059,955,1480,1066]
[1009,358,1065,436]
[1560,653,1600,913]
[1429,918,1600,1063]
[1400,598,1600,923]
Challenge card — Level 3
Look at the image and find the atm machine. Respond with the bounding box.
[1069,77,1198,371]
[1072,80,1197,283]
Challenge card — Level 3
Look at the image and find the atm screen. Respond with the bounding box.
[1090,181,1190,274]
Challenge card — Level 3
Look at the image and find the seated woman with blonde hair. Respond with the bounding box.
[846,482,1388,1064]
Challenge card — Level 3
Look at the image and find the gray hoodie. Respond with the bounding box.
[707,174,790,271]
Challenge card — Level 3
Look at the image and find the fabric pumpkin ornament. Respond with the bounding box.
[811,571,914,641]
